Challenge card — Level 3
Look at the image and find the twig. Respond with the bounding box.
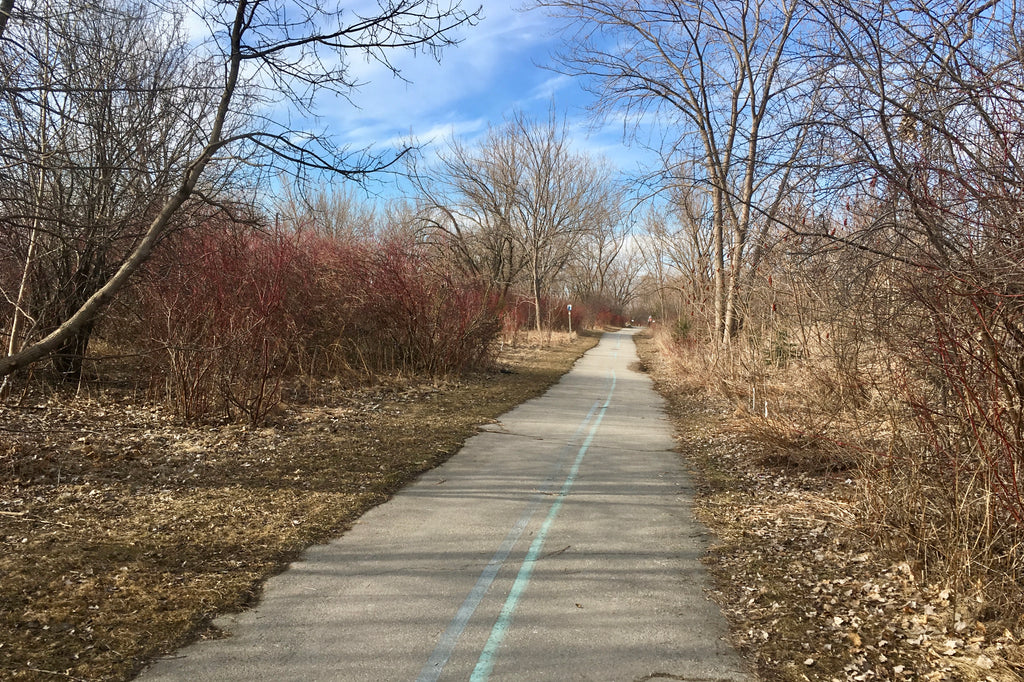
[26,668,89,682]
[33,518,73,527]
[1,513,72,527]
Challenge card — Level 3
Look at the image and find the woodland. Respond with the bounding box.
[3,0,1024,679]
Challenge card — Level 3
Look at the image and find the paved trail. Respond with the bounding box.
[139,330,752,681]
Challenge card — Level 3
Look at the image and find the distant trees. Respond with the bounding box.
[413,121,531,304]
[565,209,639,312]
[0,0,479,380]
[632,180,720,336]
[538,0,810,344]
[415,111,625,331]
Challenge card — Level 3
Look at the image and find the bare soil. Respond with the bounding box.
[0,332,599,682]
[635,332,1024,682]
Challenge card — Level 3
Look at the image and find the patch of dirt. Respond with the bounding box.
[0,333,599,681]
[634,333,1024,682]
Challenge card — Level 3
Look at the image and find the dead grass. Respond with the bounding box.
[634,331,1024,682]
[0,331,599,682]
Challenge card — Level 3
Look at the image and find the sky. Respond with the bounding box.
[310,0,660,198]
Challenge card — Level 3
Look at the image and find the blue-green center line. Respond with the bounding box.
[416,396,605,682]
[470,370,617,682]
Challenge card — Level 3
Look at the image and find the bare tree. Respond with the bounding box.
[276,180,379,238]
[801,0,1023,265]
[538,0,811,344]
[601,243,645,312]
[0,0,478,378]
[0,0,221,380]
[636,195,717,337]
[754,0,1024,578]
[412,127,531,302]
[415,111,620,330]
[564,200,628,308]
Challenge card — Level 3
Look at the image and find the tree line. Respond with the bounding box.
[5,0,1024,598]
[575,0,1024,608]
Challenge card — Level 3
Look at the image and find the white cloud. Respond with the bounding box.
[526,73,573,102]
[320,0,557,146]
[372,117,489,154]
[234,0,664,198]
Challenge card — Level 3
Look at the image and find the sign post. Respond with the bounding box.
[567,304,572,334]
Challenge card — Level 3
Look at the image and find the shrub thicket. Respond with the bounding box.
[130,220,501,424]
[653,209,1024,616]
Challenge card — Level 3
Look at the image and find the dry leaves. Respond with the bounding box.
[635,334,1024,682]
[0,334,598,681]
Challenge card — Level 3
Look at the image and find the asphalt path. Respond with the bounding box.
[139,330,753,681]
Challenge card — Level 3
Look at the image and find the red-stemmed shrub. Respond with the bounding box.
[345,237,502,376]
[133,221,501,423]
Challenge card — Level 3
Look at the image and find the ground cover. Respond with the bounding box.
[0,331,599,682]
[635,333,1024,682]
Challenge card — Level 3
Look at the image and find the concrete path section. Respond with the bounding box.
[138,330,753,681]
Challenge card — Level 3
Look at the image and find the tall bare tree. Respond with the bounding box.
[0,0,220,379]
[538,0,811,344]
[413,126,530,302]
[416,111,620,330]
[565,202,629,307]
[0,0,478,379]
[636,193,717,336]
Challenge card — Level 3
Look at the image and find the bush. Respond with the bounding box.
[132,222,501,423]
[344,237,502,376]
[138,221,307,423]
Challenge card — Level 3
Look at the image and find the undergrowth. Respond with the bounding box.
[637,329,1024,681]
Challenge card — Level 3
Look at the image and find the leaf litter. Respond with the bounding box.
[0,334,599,681]
[635,334,1024,682]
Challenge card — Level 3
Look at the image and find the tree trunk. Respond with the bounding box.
[532,266,543,333]
[722,230,745,345]
[51,320,93,381]
[712,189,727,345]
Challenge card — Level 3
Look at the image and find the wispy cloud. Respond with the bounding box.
[255,0,664,197]
[380,117,489,151]
[321,0,557,146]
[526,74,574,102]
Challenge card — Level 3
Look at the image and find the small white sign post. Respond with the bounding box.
[567,304,572,333]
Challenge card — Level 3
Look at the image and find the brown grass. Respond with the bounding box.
[635,329,1024,681]
[0,331,600,681]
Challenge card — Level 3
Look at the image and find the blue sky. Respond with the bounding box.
[313,0,659,197]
